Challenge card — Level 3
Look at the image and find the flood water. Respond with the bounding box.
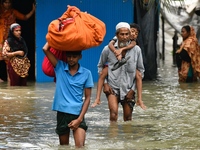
[0,54,200,150]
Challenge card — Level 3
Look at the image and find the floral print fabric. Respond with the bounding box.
[178,26,200,82]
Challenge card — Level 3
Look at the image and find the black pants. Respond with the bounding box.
[176,49,191,70]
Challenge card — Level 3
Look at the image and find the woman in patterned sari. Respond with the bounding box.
[0,0,35,82]
[2,23,30,86]
[176,25,200,82]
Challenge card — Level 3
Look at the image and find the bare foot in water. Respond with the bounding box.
[0,78,4,83]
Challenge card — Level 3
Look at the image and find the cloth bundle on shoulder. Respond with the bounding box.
[42,47,66,77]
[46,5,106,51]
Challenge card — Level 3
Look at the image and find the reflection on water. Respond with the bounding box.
[1,55,200,149]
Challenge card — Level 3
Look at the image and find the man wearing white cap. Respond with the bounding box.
[97,22,145,122]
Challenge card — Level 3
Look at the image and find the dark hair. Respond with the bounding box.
[130,23,141,33]
[66,51,82,55]
[182,25,191,33]
[1,0,12,4]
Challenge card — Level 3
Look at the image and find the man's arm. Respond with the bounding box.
[97,47,114,96]
[176,42,185,54]
[130,46,144,91]
[97,47,109,74]
[108,40,117,54]
[79,88,91,121]
[136,46,145,78]
[121,40,136,52]
[2,41,24,59]
[68,88,92,130]
[42,42,58,67]
[68,69,93,129]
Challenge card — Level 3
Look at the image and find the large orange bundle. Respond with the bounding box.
[46,5,106,51]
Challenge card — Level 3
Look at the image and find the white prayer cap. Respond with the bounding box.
[116,22,130,31]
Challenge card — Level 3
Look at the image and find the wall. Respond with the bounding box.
[36,0,134,82]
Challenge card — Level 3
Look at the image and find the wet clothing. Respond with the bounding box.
[7,61,27,86]
[177,26,200,82]
[121,98,136,110]
[53,60,94,115]
[2,26,29,86]
[176,49,191,70]
[56,111,88,135]
[97,42,144,100]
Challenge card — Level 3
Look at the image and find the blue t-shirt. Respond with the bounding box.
[52,60,94,115]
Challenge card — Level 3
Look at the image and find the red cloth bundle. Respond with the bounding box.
[42,47,66,77]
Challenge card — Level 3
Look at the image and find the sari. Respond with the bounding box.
[2,23,30,86]
[178,26,200,82]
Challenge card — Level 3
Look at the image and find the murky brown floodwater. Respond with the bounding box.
[0,53,200,150]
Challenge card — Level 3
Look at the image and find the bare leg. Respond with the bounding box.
[136,70,146,110]
[91,67,108,108]
[59,132,70,145]
[122,101,133,121]
[107,94,119,122]
[6,64,10,82]
[73,128,86,148]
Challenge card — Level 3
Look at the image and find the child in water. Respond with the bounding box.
[91,23,146,110]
